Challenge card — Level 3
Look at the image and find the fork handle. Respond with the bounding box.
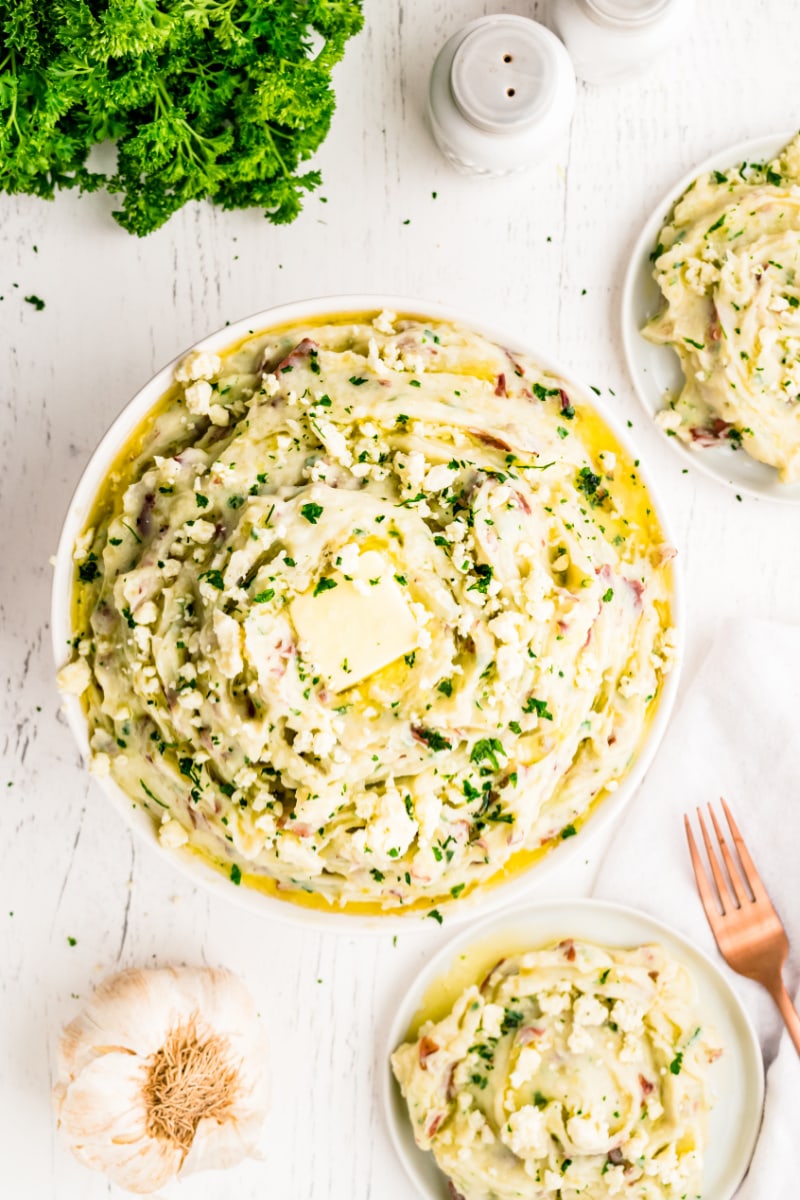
[769,982,800,1054]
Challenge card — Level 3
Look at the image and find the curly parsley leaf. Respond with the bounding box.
[0,1,364,235]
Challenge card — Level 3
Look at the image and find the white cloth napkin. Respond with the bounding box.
[591,619,800,1196]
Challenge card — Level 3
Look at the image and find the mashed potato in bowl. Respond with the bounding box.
[391,939,721,1200]
[57,309,676,914]
[645,132,800,481]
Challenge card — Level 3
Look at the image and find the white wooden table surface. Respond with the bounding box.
[2,1,799,1195]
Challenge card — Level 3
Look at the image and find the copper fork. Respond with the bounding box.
[685,798,800,1053]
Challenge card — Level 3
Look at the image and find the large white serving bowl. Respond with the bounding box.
[51,295,684,931]
[622,130,800,503]
[383,898,764,1200]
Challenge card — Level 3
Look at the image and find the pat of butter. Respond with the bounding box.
[290,549,419,692]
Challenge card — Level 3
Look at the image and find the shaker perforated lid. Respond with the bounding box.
[449,16,574,135]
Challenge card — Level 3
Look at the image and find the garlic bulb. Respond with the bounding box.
[54,966,270,1194]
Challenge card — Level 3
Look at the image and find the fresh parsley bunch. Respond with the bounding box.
[0,0,363,235]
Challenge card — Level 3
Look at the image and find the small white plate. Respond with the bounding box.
[383,898,764,1200]
[621,130,800,503]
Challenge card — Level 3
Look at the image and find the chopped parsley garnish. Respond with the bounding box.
[437,679,453,697]
[200,569,225,590]
[313,577,337,596]
[139,779,167,807]
[669,1051,683,1075]
[227,494,245,509]
[500,1008,524,1034]
[560,824,577,839]
[24,294,45,310]
[78,557,100,583]
[253,589,275,603]
[194,492,209,508]
[469,738,505,771]
[468,563,493,594]
[602,587,614,603]
[684,337,705,350]
[415,728,452,752]
[301,502,324,524]
[450,883,465,898]
[533,382,559,401]
[427,909,443,925]
[349,375,368,386]
[523,697,553,720]
[230,863,242,886]
[576,466,602,498]
[706,214,726,234]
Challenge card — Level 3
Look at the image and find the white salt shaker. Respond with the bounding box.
[552,0,693,84]
[427,15,576,178]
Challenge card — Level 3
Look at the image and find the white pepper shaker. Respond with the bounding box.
[427,15,576,178]
[552,0,694,84]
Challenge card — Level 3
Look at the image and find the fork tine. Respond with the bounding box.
[696,806,734,914]
[720,797,766,902]
[684,814,723,921]
[708,803,747,906]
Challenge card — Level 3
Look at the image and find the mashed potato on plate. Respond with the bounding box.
[645,132,800,481]
[60,312,675,911]
[391,939,721,1199]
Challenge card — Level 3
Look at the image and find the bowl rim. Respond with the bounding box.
[380,896,765,1200]
[51,293,685,932]
[620,128,800,504]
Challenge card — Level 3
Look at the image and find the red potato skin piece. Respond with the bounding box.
[419,1036,439,1068]
[272,337,318,373]
[479,958,506,992]
[469,428,513,452]
[448,1183,467,1200]
[426,1112,445,1138]
[513,489,532,515]
[627,577,645,607]
[558,938,577,962]
[517,1026,545,1045]
[639,1073,655,1095]
[495,373,507,397]
[689,417,731,445]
